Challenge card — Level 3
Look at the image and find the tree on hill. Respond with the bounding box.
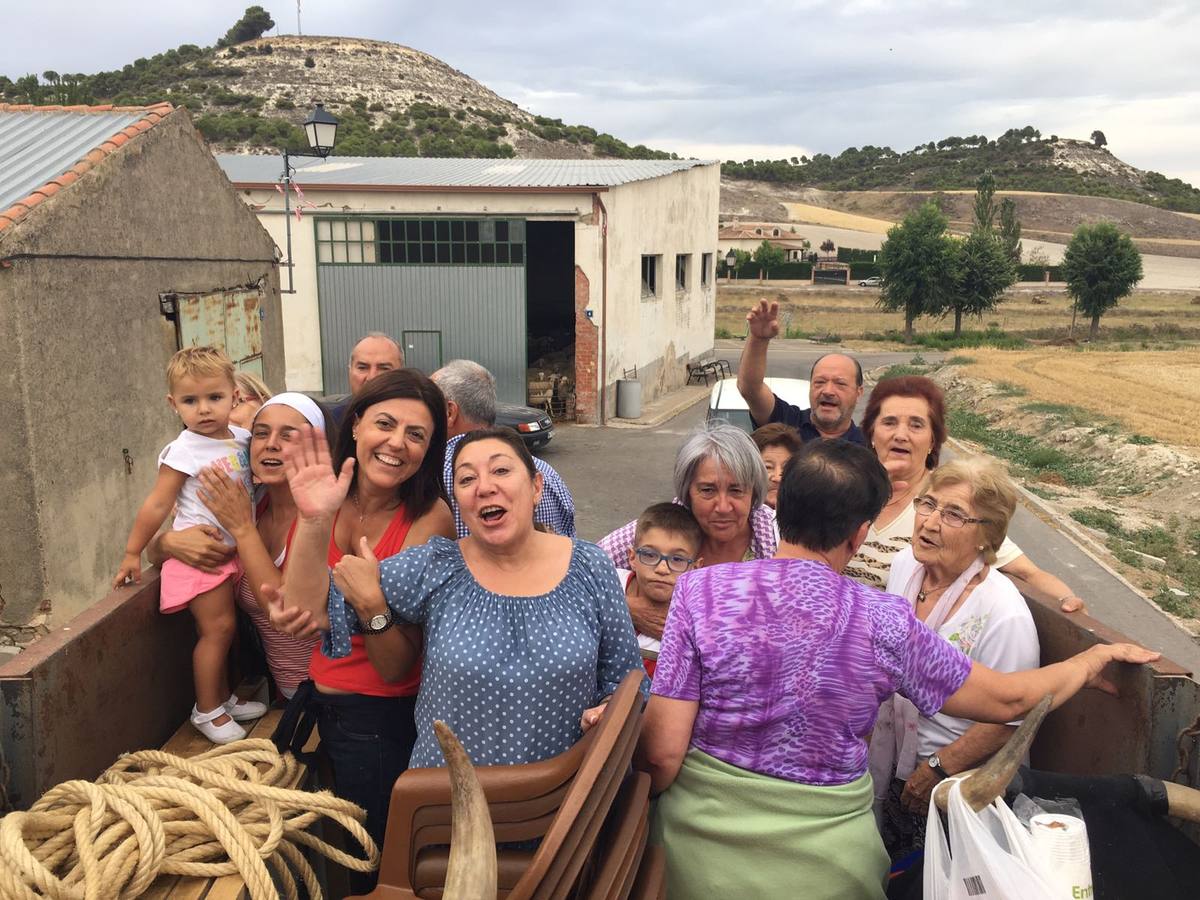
[753,240,786,280]
[998,198,1023,263]
[1091,130,1107,149]
[878,202,959,340]
[219,6,275,47]
[1061,222,1142,339]
[973,172,997,231]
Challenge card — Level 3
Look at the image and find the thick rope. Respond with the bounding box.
[0,739,378,900]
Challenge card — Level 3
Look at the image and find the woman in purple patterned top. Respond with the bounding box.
[635,440,1158,900]
[598,420,777,569]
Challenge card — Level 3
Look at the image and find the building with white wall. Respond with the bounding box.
[216,156,720,423]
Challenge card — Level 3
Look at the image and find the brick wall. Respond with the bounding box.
[574,265,599,424]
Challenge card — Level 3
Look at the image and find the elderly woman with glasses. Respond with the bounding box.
[599,420,775,569]
[868,455,1041,864]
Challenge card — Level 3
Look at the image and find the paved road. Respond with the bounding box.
[539,341,1200,671]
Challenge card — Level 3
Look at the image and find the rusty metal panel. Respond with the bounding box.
[176,287,265,373]
[316,262,525,402]
[0,574,195,809]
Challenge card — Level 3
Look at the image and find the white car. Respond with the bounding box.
[858,276,882,287]
[706,377,811,433]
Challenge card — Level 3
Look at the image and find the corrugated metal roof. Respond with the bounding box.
[0,109,145,211]
[216,154,711,189]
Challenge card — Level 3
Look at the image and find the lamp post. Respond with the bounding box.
[281,103,339,294]
[725,249,737,283]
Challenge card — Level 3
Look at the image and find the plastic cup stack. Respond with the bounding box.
[1028,813,1093,899]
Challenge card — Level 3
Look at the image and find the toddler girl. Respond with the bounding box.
[114,346,266,742]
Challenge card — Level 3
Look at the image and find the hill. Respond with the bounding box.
[0,34,674,162]
[723,130,1200,214]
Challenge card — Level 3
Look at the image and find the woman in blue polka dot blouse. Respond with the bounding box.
[269,425,648,769]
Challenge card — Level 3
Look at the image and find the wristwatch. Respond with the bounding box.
[927,753,951,780]
[359,608,395,635]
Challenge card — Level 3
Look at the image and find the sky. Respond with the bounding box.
[8,1,1200,185]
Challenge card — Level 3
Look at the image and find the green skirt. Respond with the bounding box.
[651,749,888,900]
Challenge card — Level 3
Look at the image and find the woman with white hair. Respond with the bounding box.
[599,420,775,569]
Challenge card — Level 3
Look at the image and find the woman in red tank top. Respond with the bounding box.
[275,370,454,894]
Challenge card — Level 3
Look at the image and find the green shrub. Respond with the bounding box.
[1070,507,1122,535]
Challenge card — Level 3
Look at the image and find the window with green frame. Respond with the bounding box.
[315,216,526,265]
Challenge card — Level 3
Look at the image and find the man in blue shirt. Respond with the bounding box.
[736,299,866,444]
[432,360,576,537]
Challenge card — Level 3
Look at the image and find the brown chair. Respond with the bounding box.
[360,670,646,900]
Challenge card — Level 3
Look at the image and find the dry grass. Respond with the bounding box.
[956,348,1200,447]
[715,284,1200,340]
[780,202,894,233]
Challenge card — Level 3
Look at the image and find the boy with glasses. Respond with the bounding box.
[616,503,704,677]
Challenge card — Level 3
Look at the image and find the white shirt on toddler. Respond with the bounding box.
[158,427,251,545]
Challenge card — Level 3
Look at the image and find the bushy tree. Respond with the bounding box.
[973,172,997,231]
[1091,130,1107,149]
[998,198,1022,263]
[943,230,1016,334]
[878,202,959,340]
[820,238,836,255]
[219,6,275,47]
[753,240,786,279]
[1061,223,1142,339]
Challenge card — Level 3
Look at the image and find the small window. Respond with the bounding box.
[641,255,659,299]
[675,254,691,292]
[701,253,712,288]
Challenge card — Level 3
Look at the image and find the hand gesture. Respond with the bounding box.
[198,466,253,538]
[113,553,142,588]
[581,702,608,732]
[333,537,385,614]
[745,300,780,341]
[262,583,322,640]
[283,424,354,521]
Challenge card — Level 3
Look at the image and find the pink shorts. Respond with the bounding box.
[159,557,243,614]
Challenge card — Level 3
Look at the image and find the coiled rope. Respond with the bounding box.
[0,739,378,900]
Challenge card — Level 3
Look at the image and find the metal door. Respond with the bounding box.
[175,287,265,373]
[401,330,443,375]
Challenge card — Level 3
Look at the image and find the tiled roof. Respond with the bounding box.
[0,103,174,232]
[217,154,713,190]
[720,226,807,244]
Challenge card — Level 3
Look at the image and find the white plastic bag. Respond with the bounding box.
[924,778,1058,900]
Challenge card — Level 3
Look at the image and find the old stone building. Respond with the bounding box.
[0,103,285,635]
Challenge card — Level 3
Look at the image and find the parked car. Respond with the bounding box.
[496,403,556,450]
[858,276,882,287]
[706,377,810,433]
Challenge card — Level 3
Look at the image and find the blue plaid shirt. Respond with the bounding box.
[444,433,577,538]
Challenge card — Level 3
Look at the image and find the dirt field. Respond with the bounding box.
[715,284,1200,343]
[955,349,1200,448]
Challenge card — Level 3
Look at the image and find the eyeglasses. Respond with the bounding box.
[913,496,989,529]
[633,546,697,574]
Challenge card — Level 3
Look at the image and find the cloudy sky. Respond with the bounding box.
[9,1,1200,184]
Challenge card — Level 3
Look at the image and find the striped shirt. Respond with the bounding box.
[443,433,577,538]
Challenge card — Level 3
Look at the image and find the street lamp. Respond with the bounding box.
[725,249,737,283]
[281,103,339,293]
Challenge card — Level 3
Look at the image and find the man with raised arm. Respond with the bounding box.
[737,299,867,444]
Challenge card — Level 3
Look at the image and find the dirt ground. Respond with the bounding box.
[955,349,1200,448]
[715,283,1200,343]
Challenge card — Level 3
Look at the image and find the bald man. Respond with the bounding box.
[330,332,405,425]
[737,300,866,444]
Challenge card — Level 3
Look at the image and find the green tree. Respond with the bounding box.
[219,6,275,47]
[1061,222,1142,339]
[878,202,959,340]
[942,230,1015,335]
[972,172,997,231]
[1091,130,1107,149]
[820,238,836,255]
[998,198,1022,263]
[753,240,786,280]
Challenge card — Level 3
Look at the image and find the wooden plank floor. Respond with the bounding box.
[146,702,318,899]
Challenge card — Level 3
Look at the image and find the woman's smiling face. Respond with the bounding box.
[353,398,434,493]
[453,437,542,544]
[250,404,309,485]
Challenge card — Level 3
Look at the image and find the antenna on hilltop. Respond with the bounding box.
[297,0,302,35]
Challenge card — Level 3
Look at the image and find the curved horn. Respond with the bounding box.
[935,694,1054,813]
[435,720,497,900]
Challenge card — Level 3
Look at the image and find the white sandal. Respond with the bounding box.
[191,704,247,744]
[223,693,268,723]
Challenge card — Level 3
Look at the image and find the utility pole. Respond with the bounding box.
[297,1,302,35]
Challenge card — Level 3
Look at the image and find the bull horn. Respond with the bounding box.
[934,694,1053,813]
[1165,781,1200,824]
[435,720,497,900]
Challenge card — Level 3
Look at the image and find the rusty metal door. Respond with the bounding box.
[176,287,265,375]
